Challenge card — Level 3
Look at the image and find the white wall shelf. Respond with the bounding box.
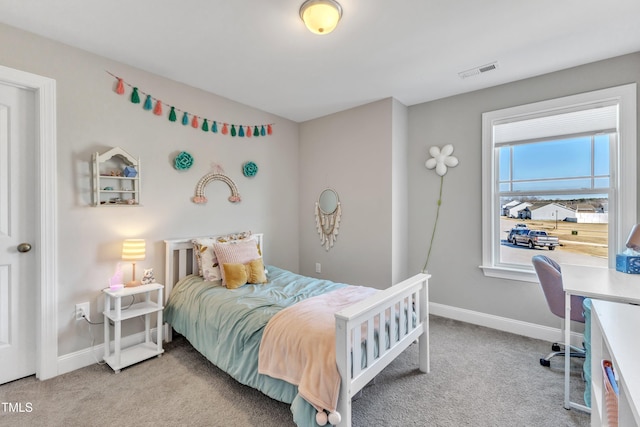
[92,147,141,206]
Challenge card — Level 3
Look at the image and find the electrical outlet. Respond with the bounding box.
[315,263,321,273]
[75,302,90,321]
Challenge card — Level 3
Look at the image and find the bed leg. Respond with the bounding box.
[335,394,350,427]
[164,323,173,343]
[335,319,351,427]
[419,277,430,373]
[418,333,430,373]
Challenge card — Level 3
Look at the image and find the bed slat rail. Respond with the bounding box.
[334,273,429,427]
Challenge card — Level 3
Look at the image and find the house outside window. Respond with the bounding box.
[480,84,637,282]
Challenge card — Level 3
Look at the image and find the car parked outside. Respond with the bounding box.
[513,230,559,250]
[508,226,529,244]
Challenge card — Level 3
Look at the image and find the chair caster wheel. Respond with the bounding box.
[552,343,561,352]
[540,358,551,367]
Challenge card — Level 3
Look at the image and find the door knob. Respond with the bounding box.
[17,243,32,253]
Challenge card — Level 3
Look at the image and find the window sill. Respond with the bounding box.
[479,265,538,283]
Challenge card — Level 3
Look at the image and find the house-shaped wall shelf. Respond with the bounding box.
[92,147,141,206]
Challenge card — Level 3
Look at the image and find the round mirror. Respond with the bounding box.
[319,188,339,214]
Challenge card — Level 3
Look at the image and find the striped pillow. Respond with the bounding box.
[213,237,262,287]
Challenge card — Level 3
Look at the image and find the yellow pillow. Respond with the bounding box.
[223,263,247,289]
[222,258,267,289]
[246,258,267,284]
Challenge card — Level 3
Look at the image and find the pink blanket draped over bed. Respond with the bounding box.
[258,285,378,413]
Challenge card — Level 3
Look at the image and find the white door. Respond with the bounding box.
[0,82,37,384]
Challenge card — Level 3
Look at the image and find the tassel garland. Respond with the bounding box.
[131,87,140,104]
[116,78,125,95]
[108,71,273,139]
[153,100,163,115]
[143,94,153,110]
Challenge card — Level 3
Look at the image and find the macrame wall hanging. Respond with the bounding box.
[193,172,241,204]
[108,71,274,139]
[315,188,342,251]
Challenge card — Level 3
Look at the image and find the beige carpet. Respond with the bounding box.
[0,315,590,426]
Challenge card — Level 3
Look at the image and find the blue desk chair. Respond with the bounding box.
[531,255,586,367]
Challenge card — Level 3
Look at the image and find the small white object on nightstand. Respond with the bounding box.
[102,282,164,373]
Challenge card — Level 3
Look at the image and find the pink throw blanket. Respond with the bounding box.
[258,286,378,412]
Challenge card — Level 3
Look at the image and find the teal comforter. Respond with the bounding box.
[164,266,348,426]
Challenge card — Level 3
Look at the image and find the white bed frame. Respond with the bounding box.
[163,235,430,427]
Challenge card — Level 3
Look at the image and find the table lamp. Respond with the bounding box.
[122,239,146,286]
[625,224,640,251]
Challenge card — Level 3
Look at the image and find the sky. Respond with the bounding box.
[499,134,610,194]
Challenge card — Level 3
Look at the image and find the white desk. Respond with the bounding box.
[590,300,640,426]
[561,264,640,412]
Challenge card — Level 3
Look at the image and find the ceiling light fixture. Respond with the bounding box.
[299,0,343,35]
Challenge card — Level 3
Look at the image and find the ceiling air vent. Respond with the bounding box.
[458,61,499,79]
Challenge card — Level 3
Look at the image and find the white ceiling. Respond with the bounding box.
[1,0,640,122]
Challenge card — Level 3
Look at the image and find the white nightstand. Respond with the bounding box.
[103,283,164,373]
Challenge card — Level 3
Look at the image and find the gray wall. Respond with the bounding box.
[299,98,400,288]
[391,99,409,284]
[407,52,640,327]
[0,23,300,355]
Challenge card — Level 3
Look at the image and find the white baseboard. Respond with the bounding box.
[58,305,582,377]
[57,328,160,376]
[429,302,584,347]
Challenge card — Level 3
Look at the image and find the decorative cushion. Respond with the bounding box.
[216,231,253,243]
[223,258,267,289]
[245,258,267,284]
[213,237,262,287]
[192,238,220,281]
[192,231,252,282]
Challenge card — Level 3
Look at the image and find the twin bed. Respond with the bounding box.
[163,233,430,427]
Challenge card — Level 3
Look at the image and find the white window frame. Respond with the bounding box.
[480,84,637,282]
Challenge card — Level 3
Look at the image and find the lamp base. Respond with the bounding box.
[126,280,142,287]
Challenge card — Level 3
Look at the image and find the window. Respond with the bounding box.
[481,84,637,282]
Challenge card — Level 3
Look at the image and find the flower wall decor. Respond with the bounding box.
[242,161,258,178]
[174,151,194,171]
[422,144,459,273]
